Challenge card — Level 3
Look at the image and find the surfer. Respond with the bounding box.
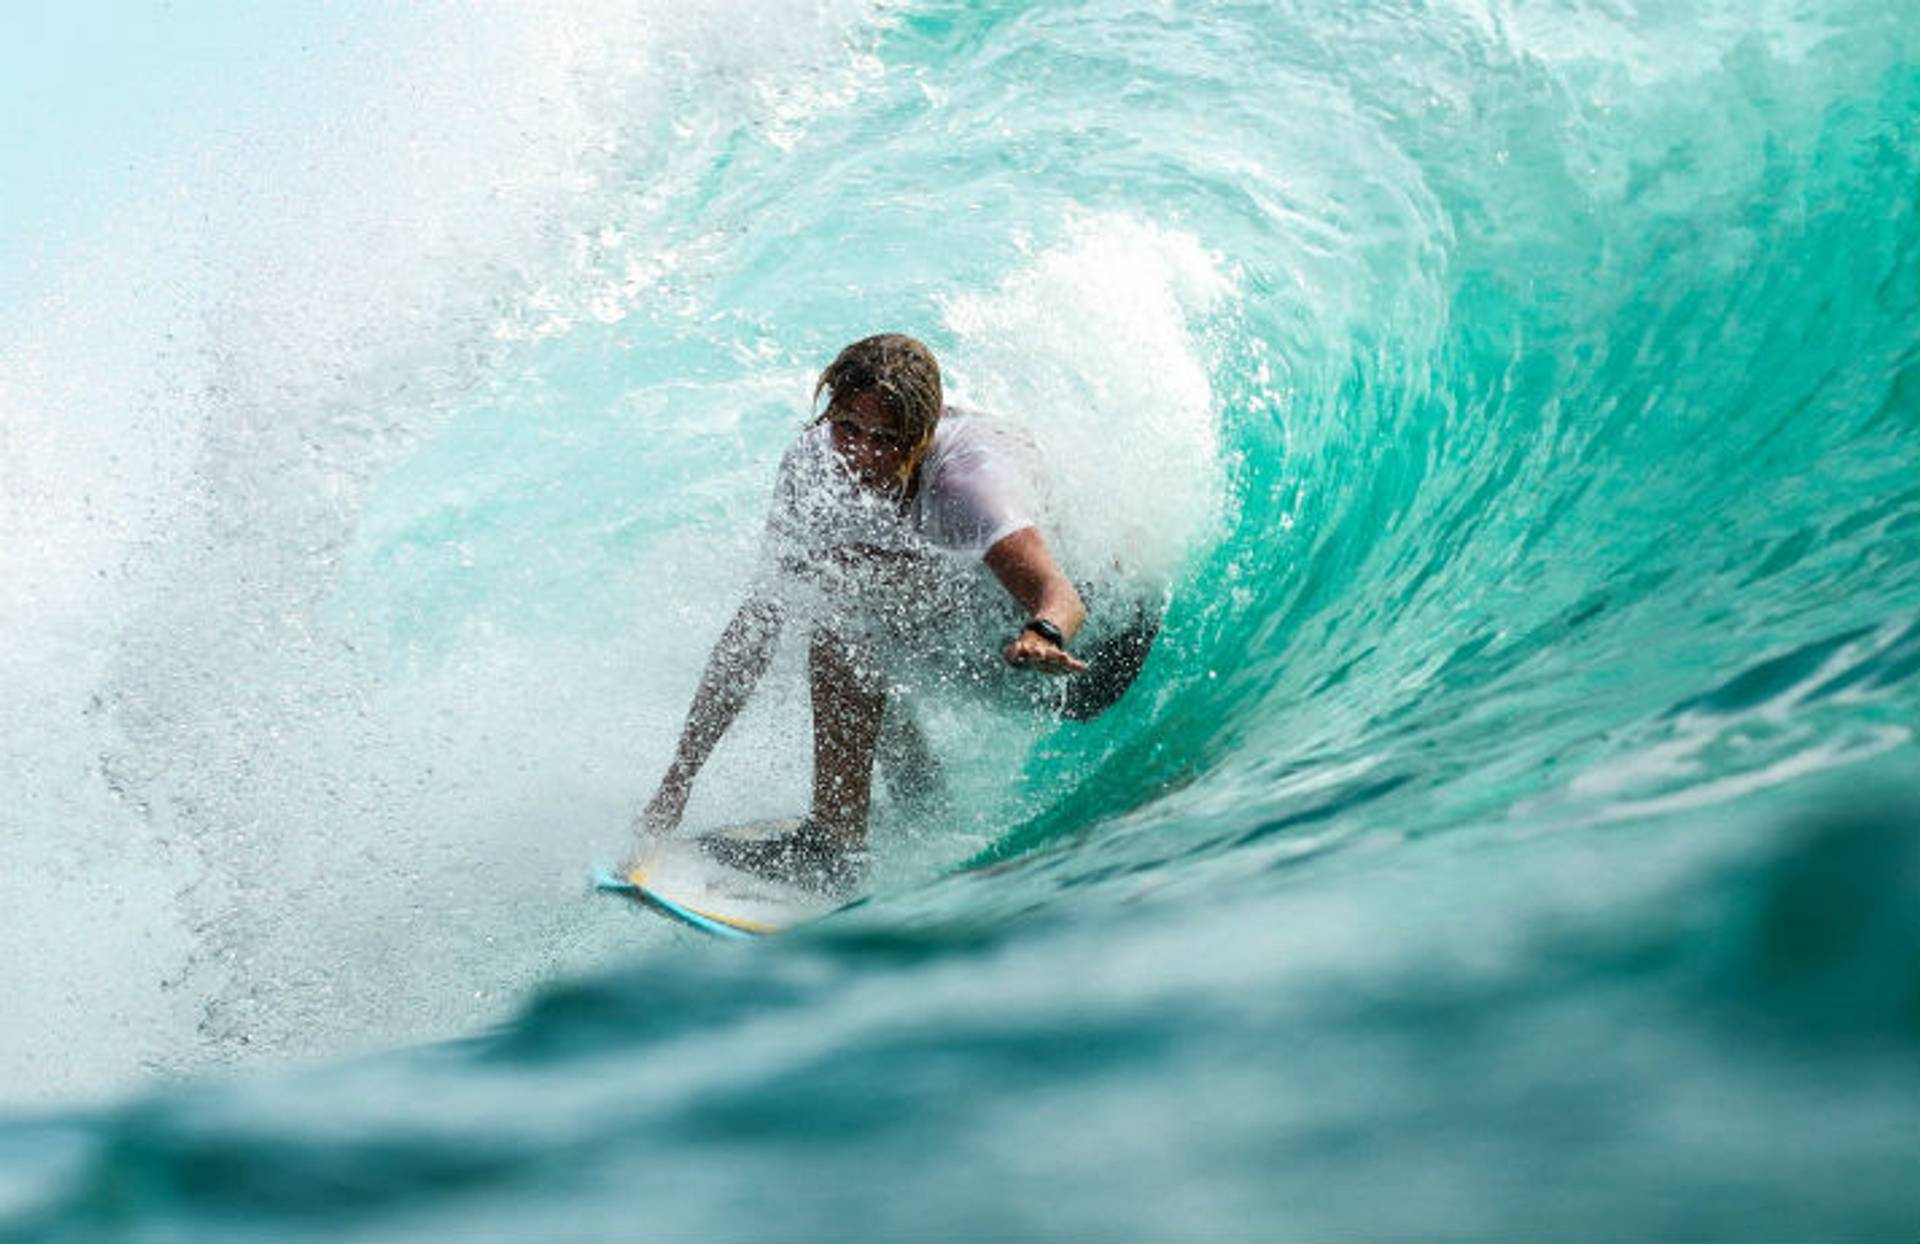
[633,333,1158,895]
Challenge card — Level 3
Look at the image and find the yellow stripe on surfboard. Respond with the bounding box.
[625,861,786,936]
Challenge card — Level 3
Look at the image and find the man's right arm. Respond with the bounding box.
[636,593,785,838]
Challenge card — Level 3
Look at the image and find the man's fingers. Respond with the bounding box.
[1032,647,1088,674]
[1004,638,1089,673]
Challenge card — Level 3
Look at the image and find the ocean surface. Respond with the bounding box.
[2,0,1917,1237]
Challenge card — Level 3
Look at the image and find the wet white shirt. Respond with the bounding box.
[761,407,1042,572]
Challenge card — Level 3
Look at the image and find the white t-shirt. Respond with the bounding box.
[761,407,1041,574]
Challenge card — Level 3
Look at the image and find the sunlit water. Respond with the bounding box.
[2,0,1916,1237]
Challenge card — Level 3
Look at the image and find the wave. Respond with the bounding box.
[0,0,1916,1232]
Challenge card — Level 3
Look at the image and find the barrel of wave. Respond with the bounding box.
[940,214,1233,623]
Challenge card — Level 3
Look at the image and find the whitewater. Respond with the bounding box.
[1,0,1916,1237]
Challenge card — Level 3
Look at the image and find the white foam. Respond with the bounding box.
[939,213,1233,593]
[0,0,893,1107]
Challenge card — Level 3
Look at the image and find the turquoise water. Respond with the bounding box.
[3,0,1917,1237]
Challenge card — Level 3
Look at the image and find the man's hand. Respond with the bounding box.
[1003,629,1088,674]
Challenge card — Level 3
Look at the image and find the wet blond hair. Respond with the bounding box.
[813,334,944,485]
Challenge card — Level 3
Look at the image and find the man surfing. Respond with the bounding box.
[632,333,1156,896]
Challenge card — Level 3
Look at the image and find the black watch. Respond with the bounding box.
[1022,618,1067,649]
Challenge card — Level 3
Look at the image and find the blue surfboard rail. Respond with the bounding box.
[592,868,760,940]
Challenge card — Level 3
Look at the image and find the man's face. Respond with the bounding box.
[827,389,913,491]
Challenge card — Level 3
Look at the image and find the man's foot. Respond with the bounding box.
[701,820,867,900]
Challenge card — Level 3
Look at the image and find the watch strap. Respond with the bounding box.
[1022,618,1067,649]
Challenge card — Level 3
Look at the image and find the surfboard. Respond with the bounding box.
[594,817,848,938]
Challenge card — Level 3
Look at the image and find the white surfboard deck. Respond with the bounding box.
[594,817,846,938]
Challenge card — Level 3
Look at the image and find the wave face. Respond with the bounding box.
[3,0,1917,1236]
